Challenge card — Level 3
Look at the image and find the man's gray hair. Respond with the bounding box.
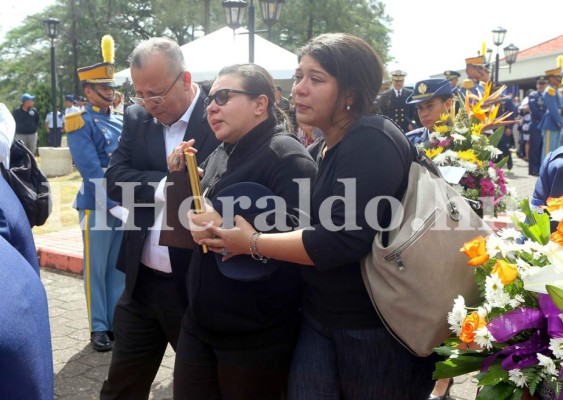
[129,37,185,75]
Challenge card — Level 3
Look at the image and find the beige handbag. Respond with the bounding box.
[361,152,490,357]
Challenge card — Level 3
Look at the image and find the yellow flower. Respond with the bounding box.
[544,197,563,214]
[433,124,449,134]
[460,236,490,266]
[471,123,484,136]
[459,311,486,343]
[439,113,449,123]
[426,147,443,159]
[492,260,518,285]
[457,150,483,167]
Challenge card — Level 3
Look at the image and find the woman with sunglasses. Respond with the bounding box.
[192,33,439,399]
[173,63,317,399]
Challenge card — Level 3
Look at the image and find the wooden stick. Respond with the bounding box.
[184,151,208,253]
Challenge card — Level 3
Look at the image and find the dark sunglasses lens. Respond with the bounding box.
[215,90,229,106]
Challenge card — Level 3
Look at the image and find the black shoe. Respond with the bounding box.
[91,332,112,352]
[529,171,539,177]
[106,331,115,341]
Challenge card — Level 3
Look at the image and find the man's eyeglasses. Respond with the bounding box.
[130,71,183,106]
[204,89,259,108]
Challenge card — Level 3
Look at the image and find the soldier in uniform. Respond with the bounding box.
[460,55,490,99]
[405,78,453,145]
[528,76,548,176]
[538,64,563,157]
[65,35,125,352]
[376,70,417,133]
[444,70,461,95]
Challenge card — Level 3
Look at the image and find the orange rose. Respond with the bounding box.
[550,221,563,245]
[459,311,486,343]
[543,197,563,213]
[491,259,518,285]
[460,236,490,266]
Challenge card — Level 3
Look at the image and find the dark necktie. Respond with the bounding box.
[397,90,401,97]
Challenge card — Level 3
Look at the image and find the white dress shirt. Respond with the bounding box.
[0,103,15,168]
[141,86,201,273]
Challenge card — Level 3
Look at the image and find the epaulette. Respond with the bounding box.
[461,79,475,89]
[546,86,556,96]
[64,111,86,133]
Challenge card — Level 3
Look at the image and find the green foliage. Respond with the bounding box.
[0,0,393,105]
[432,346,487,379]
[512,199,551,245]
[475,364,508,386]
[547,285,563,311]
[476,382,516,400]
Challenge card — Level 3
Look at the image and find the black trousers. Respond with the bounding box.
[173,326,296,400]
[100,265,186,400]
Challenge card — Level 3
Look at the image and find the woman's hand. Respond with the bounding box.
[167,139,196,172]
[197,216,256,260]
[188,203,223,242]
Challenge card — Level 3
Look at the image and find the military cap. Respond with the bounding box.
[406,78,452,104]
[21,93,35,102]
[536,76,549,83]
[444,70,461,81]
[465,55,486,66]
[390,70,407,80]
[65,94,75,102]
[77,35,116,87]
[545,67,561,77]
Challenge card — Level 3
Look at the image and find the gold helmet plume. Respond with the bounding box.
[101,35,114,64]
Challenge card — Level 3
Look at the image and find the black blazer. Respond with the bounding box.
[376,88,418,133]
[105,91,220,303]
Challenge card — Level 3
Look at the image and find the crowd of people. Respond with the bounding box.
[1,26,562,400]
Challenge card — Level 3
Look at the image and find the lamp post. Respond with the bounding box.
[490,26,519,86]
[222,0,285,63]
[44,17,60,136]
[57,65,65,108]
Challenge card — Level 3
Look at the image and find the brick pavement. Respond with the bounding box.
[38,154,539,399]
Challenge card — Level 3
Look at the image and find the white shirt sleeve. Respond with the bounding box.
[0,103,15,168]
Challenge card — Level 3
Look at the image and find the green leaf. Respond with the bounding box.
[495,155,509,169]
[488,126,505,147]
[509,388,525,400]
[546,285,563,311]
[476,382,516,400]
[432,355,485,379]
[475,364,509,386]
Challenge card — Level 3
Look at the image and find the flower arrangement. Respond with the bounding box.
[434,197,563,400]
[422,83,515,216]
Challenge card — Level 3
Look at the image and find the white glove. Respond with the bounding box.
[109,205,129,224]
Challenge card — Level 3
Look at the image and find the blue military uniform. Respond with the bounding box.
[538,67,563,157]
[0,235,54,400]
[65,34,124,352]
[405,78,453,146]
[531,145,563,233]
[528,76,548,176]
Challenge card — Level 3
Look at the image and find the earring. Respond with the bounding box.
[346,104,351,111]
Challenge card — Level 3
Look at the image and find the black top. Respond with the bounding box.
[301,115,412,329]
[186,117,318,350]
[12,107,40,134]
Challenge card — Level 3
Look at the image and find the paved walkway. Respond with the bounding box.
[38,154,538,399]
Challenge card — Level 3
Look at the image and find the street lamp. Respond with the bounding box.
[222,0,285,63]
[44,17,60,136]
[490,26,519,86]
[57,65,65,108]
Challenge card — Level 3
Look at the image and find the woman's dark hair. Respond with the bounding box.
[297,33,384,117]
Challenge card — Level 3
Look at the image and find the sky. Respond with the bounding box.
[2,0,563,85]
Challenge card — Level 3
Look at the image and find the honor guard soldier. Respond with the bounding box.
[528,76,548,176]
[444,70,461,95]
[538,59,563,157]
[460,55,490,99]
[376,70,417,133]
[65,35,125,352]
[405,78,453,145]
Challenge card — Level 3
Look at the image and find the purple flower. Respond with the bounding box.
[460,174,476,189]
[480,178,496,196]
[439,138,453,147]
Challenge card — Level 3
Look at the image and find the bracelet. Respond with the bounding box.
[249,232,270,263]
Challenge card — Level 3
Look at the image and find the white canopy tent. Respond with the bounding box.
[114,27,297,85]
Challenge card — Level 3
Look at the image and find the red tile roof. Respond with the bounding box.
[515,35,563,60]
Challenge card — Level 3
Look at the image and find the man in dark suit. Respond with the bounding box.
[376,70,417,133]
[101,37,220,399]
